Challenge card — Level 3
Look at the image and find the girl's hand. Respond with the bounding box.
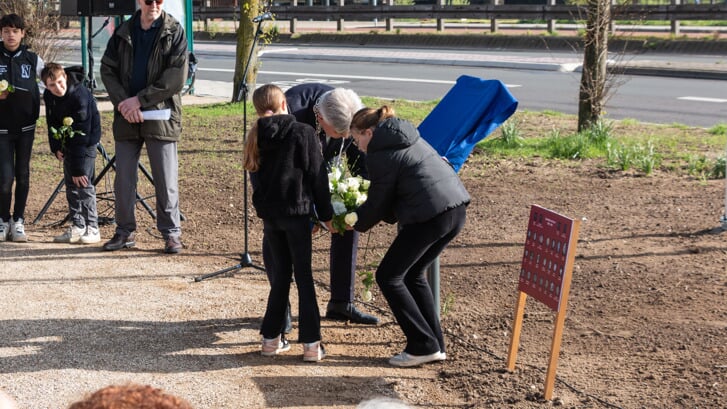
[322,220,334,233]
[55,151,64,161]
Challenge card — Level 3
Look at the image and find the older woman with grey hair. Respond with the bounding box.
[259,83,379,329]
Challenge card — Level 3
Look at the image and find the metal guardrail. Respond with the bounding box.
[192,4,727,21]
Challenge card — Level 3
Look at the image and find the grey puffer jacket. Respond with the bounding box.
[354,117,470,232]
[100,10,187,142]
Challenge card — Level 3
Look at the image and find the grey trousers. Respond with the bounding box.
[113,138,181,239]
[64,145,98,229]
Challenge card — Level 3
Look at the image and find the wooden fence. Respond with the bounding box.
[192,3,727,34]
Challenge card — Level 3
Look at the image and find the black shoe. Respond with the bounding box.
[326,301,379,325]
[164,236,183,254]
[103,232,136,251]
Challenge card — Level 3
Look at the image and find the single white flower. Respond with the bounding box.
[0,79,7,92]
[361,288,372,302]
[361,179,371,190]
[332,200,347,215]
[344,212,358,226]
[330,167,342,181]
[355,193,367,206]
[337,180,349,195]
[63,117,74,126]
[346,177,360,191]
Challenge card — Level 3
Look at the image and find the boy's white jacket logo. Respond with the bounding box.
[20,63,31,78]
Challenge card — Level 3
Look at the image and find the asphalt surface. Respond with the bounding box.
[84,24,727,107]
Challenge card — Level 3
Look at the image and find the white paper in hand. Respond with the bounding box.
[142,109,171,121]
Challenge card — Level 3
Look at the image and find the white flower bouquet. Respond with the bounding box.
[327,158,369,235]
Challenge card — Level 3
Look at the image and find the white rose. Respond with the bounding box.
[0,80,7,92]
[346,177,360,191]
[355,193,367,206]
[63,117,74,126]
[344,212,358,226]
[361,179,371,190]
[337,181,348,195]
[332,200,347,215]
[330,167,342,181]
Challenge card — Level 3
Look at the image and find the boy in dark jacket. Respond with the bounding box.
[42,63,102,244]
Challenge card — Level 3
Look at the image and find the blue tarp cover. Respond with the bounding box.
[418,75,519,172]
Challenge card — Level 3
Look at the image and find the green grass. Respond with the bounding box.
[175,99,727,179]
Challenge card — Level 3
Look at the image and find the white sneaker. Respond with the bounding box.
[388,351,443,367]
[0,218,8,242]
[80,226,101,244]
[261,334,291,357]
[303,341,326,362]
[54,225,85,243]
[10,218,27,242]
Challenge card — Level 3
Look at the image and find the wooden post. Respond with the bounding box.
[543,216,580,400]
[506,291,528,371]
[547,0,557,34]
[338,0,345,31]
[671,0,682,36]
[386,0,395,32]
[437,0,445,32]
[490,0,499,33]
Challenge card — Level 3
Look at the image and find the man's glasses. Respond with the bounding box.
[144,0,163,5]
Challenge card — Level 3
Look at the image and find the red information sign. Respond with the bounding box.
[518,205,575,311]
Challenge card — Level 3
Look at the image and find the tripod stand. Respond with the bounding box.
[194,12,272,282]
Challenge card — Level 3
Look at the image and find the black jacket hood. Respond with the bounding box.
[367,117,419,154]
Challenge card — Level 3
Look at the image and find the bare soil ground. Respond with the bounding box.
[2,109,726,408]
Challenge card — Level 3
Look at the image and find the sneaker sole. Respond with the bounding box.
[303,346,326,362]
[80,238,101,244]
[303,352,325,362]
[261,342,291,357]
[389,352,442,367]
[11,236,28,243]
[103,241,136,251]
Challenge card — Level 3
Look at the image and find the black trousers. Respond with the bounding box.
[0,128,34,221]
[264,226,360,305]
[376,205,467,356]
[329,229,359,303]
[260,215,321,344]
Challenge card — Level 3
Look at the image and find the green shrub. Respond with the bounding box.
[497,119,524,148]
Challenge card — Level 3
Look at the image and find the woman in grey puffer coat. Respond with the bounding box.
[349,105,470,367]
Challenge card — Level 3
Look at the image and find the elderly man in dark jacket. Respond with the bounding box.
[283,83,379,325]
[100,0,188,254]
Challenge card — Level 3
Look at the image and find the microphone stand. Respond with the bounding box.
[195,14,269,282]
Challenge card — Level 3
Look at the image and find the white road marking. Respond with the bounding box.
[197,68,521,87]
[678,96,727,103]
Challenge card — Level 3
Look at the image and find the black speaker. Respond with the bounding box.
[60,0,91,16]
[60,0,136,16]
[91,0,136,16]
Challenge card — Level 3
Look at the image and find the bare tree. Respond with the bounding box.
[232,0,263,103]
[577,0,611,131]
[0,0,63,63]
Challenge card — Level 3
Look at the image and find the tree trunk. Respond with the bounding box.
[233,0,262,103]
[577,0,610,132]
